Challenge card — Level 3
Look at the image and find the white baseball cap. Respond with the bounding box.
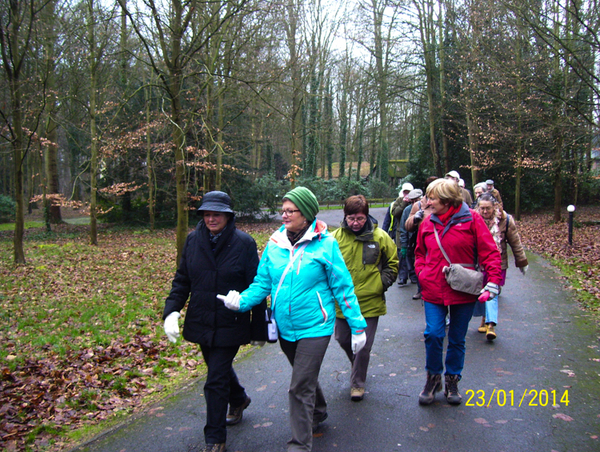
[445,170,460,179]
[401,182,414,193]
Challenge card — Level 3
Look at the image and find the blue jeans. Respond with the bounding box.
[423,301,475,376]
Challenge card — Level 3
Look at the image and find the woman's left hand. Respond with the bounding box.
[519,265,528,276]
[217,290,241,310]
[480,282,499,296]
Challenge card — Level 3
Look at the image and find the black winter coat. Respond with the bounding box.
[163,219,266,347]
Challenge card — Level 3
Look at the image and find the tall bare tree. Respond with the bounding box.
[0,0,47,263]
[119,0,249,265]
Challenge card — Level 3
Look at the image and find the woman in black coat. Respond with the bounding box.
[163,191,265,452]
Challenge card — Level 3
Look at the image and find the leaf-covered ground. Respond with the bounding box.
[0,222,275,452]
[0,207,598,451]
[517,205,600,311]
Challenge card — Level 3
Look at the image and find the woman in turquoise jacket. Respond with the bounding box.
[219,187,367,452]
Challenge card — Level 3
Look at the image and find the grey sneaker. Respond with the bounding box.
[418,373,442,405]
[226,396,251,425]
[350,387,365,401]
[444,374,462,405]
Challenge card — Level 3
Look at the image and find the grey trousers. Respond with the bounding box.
[279,335,330,452]
[334,316,379,389]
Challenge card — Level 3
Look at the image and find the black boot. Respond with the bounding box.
[418,372,442,405]
[444,374,462,405]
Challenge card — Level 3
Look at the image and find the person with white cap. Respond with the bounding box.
[445,170,473,206]
[389,182,414,285]
[485,179,503,207]
[399,189,423,296]
[382,182,413,285]
[382,182,414,239]
[163,191,267,452]
[405,176,439,298]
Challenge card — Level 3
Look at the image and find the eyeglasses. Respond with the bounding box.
[346,215,367,224]
[281,209,301,216]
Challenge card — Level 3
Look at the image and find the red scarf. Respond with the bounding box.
[436,204,461,225]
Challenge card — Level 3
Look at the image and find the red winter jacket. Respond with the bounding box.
[415,203,502,306]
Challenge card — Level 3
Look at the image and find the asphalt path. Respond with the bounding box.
[71,207,600,452]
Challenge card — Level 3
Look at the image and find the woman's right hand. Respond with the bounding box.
[164,311,181,343]
[352,332,367,354]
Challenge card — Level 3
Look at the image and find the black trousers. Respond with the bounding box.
[200,344,247,444]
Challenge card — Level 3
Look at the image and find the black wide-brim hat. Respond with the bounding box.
[197,191,234,214]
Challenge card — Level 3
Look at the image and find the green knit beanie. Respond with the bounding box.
[283,186,319,223]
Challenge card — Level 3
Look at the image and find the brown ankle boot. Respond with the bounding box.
[444,374,462,405]
[418,372,442,405]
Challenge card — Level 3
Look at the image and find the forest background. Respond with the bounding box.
[1,0,600,450]
[1,0,599,265]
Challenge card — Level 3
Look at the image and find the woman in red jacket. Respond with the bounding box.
[415,179,502,406]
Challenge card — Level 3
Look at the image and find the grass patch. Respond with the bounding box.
[0,221,45,231]
[551,258,600,313]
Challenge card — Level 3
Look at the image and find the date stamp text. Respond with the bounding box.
[464,389,569,407]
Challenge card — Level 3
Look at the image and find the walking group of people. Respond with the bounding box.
[162,176,528,451]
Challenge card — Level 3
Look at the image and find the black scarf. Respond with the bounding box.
[287,222,311,246]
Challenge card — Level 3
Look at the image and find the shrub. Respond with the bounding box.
[0,194,16,223]
[368,178,395,199]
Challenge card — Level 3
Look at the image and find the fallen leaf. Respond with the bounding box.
[552,413,574,422]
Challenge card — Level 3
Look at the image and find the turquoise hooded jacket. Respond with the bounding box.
[238,219,367,342]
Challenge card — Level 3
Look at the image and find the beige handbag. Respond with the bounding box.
[433,226,483,295]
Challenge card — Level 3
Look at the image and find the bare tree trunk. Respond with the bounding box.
[285,0,303,187]
[42,0,62,224]
[172,72,188,266]
[438,0,449,175]
[11,77,26,264]
[415,0,441,176]
[372,0,389,181]
[145,86,155,230]
[87,0,98,245]
[465,107,478,183]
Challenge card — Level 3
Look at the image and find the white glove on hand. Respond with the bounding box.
[519,265,529,276]
[351,332,367,354]
[164,311,181,343]
[480,282,500,296]
[217,290,241,311]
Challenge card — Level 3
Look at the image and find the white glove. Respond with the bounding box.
[480,282,500,296]
[519,265,529,276]
[351,332,367,354]
[164,311,181,343]
[217,290,241,311]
